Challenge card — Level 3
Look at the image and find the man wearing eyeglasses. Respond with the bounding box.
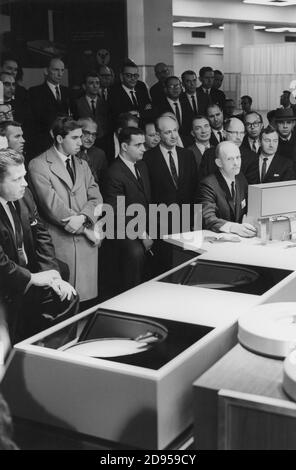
[108,59,151,126]
[241,111,263,154]
[0,72,30,127]
[200,117,258,184]
[0,104,13,123]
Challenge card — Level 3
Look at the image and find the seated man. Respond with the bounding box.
[198,141,257,238]
[0,149,77,344]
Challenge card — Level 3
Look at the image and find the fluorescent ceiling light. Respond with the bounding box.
[173,21,213,28]
[173,42,182,46]
[254,25,266,29]
[265,27,296,31]
[210,44,224,48]
[219,26,224,30]
[243,0,296,6]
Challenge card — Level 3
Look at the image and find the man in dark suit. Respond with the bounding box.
[196,66,225,115]
[73,71,111,144]
[0,149,77,344]
[274,108,296,169]
[241,111,263,155]
[144,115,199,273]
[1,56,28,104]
[200,117,258,184]
[28,57,71,157]
[102,127,151,295]
[255,125,295,183]
[0,72,30,127]
[187,114,212,171]
[107,59,151,127]
[156,76,193,146]
[198,141,257,237]
[180,70,199,138]
[206,103,225,146]
[235,95,252,122]
[150,62,170,105]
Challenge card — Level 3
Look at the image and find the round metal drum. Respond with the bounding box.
[238,302,296,358]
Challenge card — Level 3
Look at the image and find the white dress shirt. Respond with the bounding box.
[195,141,210,156]
[167,98,182,124]
[119,154,137,178]
[159,144,179,176]
[259,153,274,178]
[122,84,137,104]
[47,81,61,100]
[212,128,225,143]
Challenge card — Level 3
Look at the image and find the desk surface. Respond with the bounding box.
[165,231,296,271]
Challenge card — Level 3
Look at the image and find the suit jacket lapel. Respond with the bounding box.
[0,202,18,255]
[118,157,143,191]
[158,146,177,189]
[176,147,183,185]
[216,171,235,216]
[264,153,279,181]
[46,147,74,188]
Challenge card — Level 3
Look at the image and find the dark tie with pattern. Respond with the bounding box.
[66,157,75,184]
[231,181,236,201]
[91,99,96,117]
[174,102,181,127]
[168,151,178,188]
[261,157,268,182]
[55,86,61,102]
[103,88,108,101]
[191,95,198,115]
[7,201,27,267]
[218,131,223,142]
[135,165,144,191]
[130,90,138,108]
[252,140,257,153]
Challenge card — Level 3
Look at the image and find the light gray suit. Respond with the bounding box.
[28,146,102,301]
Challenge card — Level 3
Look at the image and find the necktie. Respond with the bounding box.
[7,202,27,267]
[252,140,257,152]
[103,88,107,101]
[191,95,197,115]
[90,99,96,116]
[231,181,236,201]
[55,86,61,102]
[174,102,181,127]
[261,157,268,182]
[218,131,223,142]
[66,157,75,184]
[168,151,178,188]
[135,165,144,190]
[130,90,138,108]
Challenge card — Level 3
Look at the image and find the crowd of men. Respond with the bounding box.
[1,53,296,348]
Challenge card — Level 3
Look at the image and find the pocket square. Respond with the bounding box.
[30,219,38,226]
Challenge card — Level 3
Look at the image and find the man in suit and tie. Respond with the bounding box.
[200,117,258,185]
[0,72,30,127]
[0,121,25,156]
[108,59,151,126]
[102,127,152,295]
[150,62,170,105]
[28,117,103,304]
[74,71,110,144]
[0,148,77,344]
[241,111,263,155]
[188,115,212,171]
[256,125,295,183]
[28,56,71,157]
[144,115,199,273]
[97,65,114,102]
[206,103,225,146]
[198,141,257,237]
[235,95,252,122]
[180,70,199,139]
[196,66,225,115]
[1,56,28,104]
[274,108,296,168]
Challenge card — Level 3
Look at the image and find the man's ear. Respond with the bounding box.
[215,157,222,169]
[121,142,128,153]
[56,135,63,145]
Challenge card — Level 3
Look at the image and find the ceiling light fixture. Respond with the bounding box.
[265,27,296,32]
[173,42,182,46]
[209,44,224,48]
[219,26,224,30]
[173,21,213,28]
[243,0,296,6]
[254,25,266,29]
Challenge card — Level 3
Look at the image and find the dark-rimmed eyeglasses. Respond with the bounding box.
[82,130,98,138]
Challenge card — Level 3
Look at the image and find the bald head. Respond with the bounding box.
[215,141,241,179]
[225,117,245,146]
[156,115,179,149]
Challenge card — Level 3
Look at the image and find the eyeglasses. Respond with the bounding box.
[1,81,15,87]
[226,130,245,136]
[82,130,97,138]
[245,121,262,128]
[0,110,13,119]
[167,84,181,89]
[123,73,139,79]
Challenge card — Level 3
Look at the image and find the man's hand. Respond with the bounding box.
[50,278,77,301]
[231,222,257,238]
[62,215,86,233]
[30,270,61,287]
[142,237,153,251]
[83,227,102,247]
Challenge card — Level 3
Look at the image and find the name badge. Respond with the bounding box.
[241,199,246,209]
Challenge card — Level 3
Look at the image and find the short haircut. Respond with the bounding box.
[181,70,196,81]
[244,111,263,123]
[77,117,97,129]
[260,125,278,139]
[192,114,210,128]
[267,109,276,123]
[117,112,139,131]
[0,120,22,134]
[51,116,81,141]
[121,58,138,72]
[118,127,144,145]
[214,69,223,75]
[0,148,24,181]
[206,103,223,114]
[47,56,64,68]
[83,70,100,82]
[143,120,156,132]
[164,76,181,87]
[241,95,252,104]
[0,71,15,81]
[1,55,18,67]
[199,66,213,77]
